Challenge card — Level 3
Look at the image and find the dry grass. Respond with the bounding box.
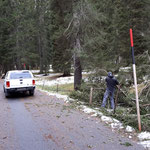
[129,83,146,94]
[37,83,74,95]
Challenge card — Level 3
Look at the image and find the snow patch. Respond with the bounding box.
[35,74,45,77]
[79,105,103,117]
[101,116,124,129]
[82,107,97,114]
[31,70,40,73]
[138,132,150,141]
[106,109,114,113]
[39,89,74,103]
[91,113,98,117]
[125,126,135,133]
[113,118,120,123]
[36,76,74,86]
[138,141,150,149]
[101,116,113,123]
[129,136,132,139]
[31,68,53,74]
[111,122,123,129]
[77,101,86,105]
[119,67,131,72]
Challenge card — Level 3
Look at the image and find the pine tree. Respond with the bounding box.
[0,0,15,73]
[50,0,72,76]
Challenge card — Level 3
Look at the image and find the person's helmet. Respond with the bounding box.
[108,72,113,78]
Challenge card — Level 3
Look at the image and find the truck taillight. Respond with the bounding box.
[6,81,10,87]
[32,80,35,85]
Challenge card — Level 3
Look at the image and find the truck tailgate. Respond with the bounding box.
[10,79,34,88]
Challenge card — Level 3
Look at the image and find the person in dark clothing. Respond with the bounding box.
[101,72,119,109]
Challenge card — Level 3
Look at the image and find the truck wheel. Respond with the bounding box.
[29,90,34,96]
[5,91,10,98]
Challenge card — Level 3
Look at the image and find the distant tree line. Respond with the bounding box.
[0,0,150,89]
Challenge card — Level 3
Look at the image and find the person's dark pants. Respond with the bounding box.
[101,89,115,109]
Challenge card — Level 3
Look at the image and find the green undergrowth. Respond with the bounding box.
[69,82,150,132]
[37,81,150,132]
[110,107,150,132]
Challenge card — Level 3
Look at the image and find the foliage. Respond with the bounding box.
[69,71,150,131]
[50,0,72,75]
[0,0,150,77]
[0,0,52,73]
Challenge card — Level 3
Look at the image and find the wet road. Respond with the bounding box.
[0,80,145,150]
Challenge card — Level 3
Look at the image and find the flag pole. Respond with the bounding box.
[130,29,141,132]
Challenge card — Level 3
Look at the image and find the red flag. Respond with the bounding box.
[130,29,134,47]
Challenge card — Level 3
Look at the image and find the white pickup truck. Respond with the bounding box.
[3,70,35,98]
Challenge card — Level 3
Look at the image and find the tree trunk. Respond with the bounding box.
[36,0,45,74]
[74,53,82,90]
[38,34,44,73]
[72,2,82,90]
[16,23,22,70]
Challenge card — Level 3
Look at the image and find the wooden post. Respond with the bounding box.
[114,87,120,114]
[56,84,58,92]
[42,80,45,90]
[130,29,141,131]
[133,64,141,131]
[89,87,93,105]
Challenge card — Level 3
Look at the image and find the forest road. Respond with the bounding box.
[0,79,145,150]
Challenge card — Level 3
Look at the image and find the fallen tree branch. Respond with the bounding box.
[146,86,150,98]
[141,114,150,117]
[96,69,108,74]
[64,18,74,35]
[139,83,150,97]
[118,87,137,102]
[141,104,150,107]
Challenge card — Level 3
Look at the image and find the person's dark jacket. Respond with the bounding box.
[105,76,119,92]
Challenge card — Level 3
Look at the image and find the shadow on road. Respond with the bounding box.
[6,92,34,100]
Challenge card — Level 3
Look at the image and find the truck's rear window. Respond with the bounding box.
[10,72,32,79]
